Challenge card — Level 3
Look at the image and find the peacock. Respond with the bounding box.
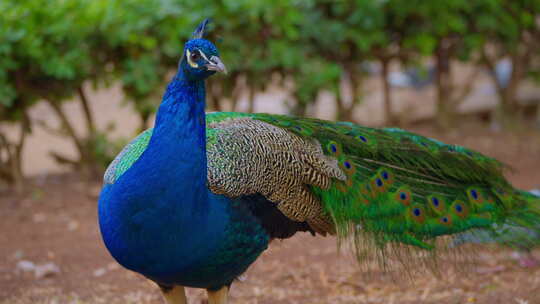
[98,19,540,304]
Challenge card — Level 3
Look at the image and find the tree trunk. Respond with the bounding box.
[334,68,361,122]
[435,44,453,130]
[46,99,91,174]
[230,84,241,112]
[503,53,524,124]
[334,76,346,121]
[78,86,96,137]
[206,79,223,112]
[536,102,540,128]
[346,68,364,123]
[247,85,256,113]
[482,49,526,129]
[0,134,12,186]
[47,100,84,155]
[291,92,309,117]
[0,113,30,192]
[138,111,151,134]
[225,72,242,112]
[11,115,28,193]
[380,58,394,125]
[78,85,103,177]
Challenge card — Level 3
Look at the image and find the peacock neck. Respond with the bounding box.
[146,69,209,210]
[153,70,207,155]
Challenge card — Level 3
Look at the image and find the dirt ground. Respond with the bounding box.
[2,122,540,304]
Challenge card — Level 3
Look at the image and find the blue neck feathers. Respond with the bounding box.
[144,69,209,214]
[153,70,207,151]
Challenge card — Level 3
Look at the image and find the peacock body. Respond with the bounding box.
[98,20,540,304]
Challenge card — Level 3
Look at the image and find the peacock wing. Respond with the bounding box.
[206,112,346,234]
[104,128,153,185]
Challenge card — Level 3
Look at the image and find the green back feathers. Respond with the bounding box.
[104,128,153,185]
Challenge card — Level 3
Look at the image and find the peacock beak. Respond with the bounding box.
[205,56,227,74]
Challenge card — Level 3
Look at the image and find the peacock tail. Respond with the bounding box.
[104,111,540,264]
[451,190,540,250]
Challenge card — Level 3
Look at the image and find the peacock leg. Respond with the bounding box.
[207,286,229,304]
[159,285,187,304]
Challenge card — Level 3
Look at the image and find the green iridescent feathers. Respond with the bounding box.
[105,112,540,256]
[248,113,540,252]
[104,128,153,185]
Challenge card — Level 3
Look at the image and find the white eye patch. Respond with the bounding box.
[186,49,199,68]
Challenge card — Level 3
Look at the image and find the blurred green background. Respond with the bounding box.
[1,0,539,191]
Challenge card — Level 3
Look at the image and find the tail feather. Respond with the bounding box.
[452,190,540,249]
[251,113,540,262]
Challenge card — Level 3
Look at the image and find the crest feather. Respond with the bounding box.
[192,18,211,39]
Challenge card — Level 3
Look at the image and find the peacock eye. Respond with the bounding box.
[190,50,201,61]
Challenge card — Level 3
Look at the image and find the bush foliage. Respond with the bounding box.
[0,0,539,188]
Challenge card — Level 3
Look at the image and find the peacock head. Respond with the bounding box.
[180,19,227,81]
